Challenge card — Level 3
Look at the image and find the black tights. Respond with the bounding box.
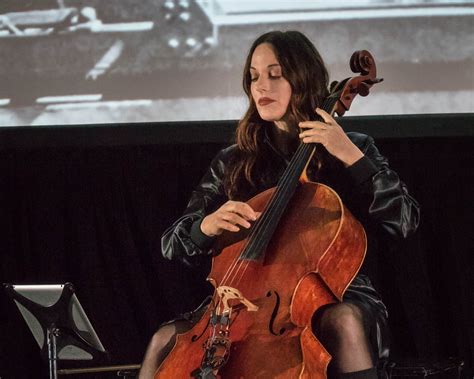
[313,302,375,376]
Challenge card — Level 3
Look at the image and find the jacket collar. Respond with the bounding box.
[263,125,292,165]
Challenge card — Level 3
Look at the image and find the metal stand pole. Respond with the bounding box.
[47,327,59,379]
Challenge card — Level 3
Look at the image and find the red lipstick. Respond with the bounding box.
[258,97,276,106]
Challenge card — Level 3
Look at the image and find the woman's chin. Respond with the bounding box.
[258,111,285,122]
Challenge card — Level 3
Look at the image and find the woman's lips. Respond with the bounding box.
[258,98,276,106]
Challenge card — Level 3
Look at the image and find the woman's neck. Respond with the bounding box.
[271,120,299,156]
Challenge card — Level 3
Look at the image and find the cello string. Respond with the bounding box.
[231,98,337,288]
[220,109,324,286]
[225,97,338,289]
[219,139,310,286]
[221,97,337,289]
[217,140,298,285]
[230,142,313,287]
[218,119,316,286]
[222,97,337,289]
[219,140,311,287]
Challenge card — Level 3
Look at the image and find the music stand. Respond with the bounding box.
[4,282,106,379]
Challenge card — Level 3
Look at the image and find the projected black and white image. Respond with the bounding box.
[0,0,473,126]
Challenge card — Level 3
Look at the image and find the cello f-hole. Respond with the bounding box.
[267,290,286,336]
[191,313,211,342]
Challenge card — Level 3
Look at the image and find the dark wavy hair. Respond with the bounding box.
[224,31,330,200]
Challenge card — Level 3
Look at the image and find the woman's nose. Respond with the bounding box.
[255,76,269,92]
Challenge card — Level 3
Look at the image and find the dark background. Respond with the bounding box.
[0,113,473,378]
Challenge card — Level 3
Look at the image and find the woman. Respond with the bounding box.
[139,30,420,379]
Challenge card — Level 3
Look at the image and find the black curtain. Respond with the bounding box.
[0,143,221,377]
[0,122,472,377]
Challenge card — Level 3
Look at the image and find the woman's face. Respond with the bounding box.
[250,43,292,123]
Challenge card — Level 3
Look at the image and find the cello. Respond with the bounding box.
[155,50,383,378]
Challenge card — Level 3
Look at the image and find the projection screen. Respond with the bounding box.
[0,0,472,127]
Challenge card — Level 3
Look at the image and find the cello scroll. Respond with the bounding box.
[330,50,383,117]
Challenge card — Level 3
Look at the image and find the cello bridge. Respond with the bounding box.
[216,285,259,315]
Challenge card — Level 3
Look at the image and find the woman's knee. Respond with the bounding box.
[147,320,193,356]
[148,324,178,354]
[317,303,366,342]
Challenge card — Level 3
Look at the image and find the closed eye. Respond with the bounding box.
[251,74,281,82]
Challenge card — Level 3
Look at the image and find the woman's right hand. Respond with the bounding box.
[200,201,259,237]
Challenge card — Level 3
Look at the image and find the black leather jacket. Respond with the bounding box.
[162,132,420,272]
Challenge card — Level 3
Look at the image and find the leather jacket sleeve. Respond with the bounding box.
[161,146,232,265]
[342,132,420,240]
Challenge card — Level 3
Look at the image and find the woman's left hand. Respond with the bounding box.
[299,107,364,167]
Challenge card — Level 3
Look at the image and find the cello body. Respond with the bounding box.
[154,181,366,378]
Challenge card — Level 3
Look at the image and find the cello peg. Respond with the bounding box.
[358,82,370,97]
